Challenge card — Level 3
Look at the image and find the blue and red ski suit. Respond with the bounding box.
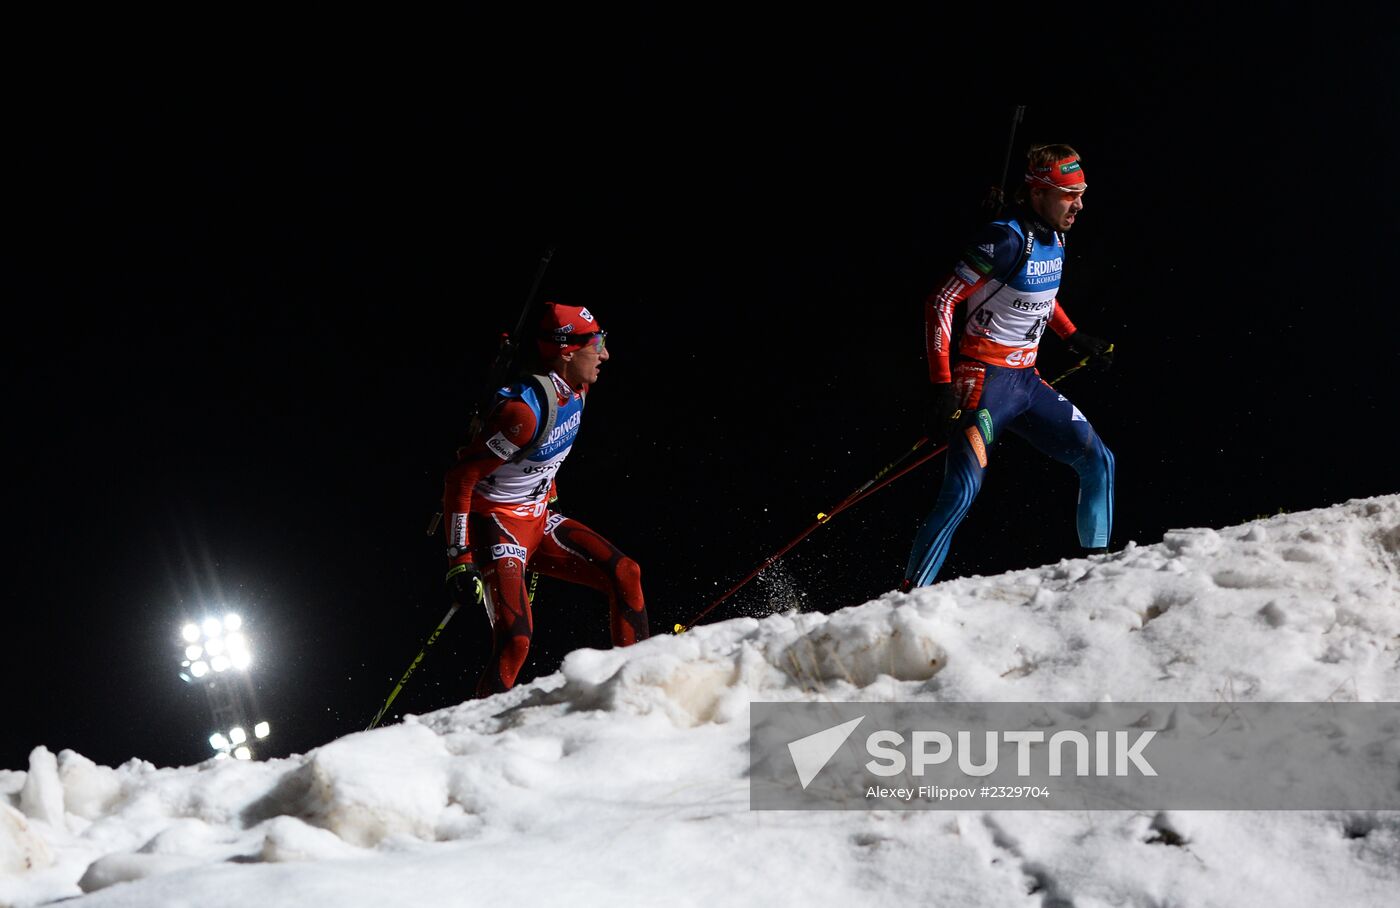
[904,210,1114,588]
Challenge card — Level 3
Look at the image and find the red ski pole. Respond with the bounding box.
[674,437,946,633]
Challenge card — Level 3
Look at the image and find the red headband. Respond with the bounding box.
[1025,155,1087,191]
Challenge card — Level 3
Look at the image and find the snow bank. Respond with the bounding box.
[1,494,1397,907]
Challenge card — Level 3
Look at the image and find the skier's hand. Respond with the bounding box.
[1066,330,1114,371]
[925,383,962,446]
[445,562,484,607]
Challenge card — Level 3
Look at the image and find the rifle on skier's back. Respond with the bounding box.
[426,245,556,537]
[468,245,557,441]
[982,105,1026,220]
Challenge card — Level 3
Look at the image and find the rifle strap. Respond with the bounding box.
[509,374,564,464]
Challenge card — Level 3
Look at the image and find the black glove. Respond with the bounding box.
[925,382,962,445]
[445,561,484,607]
[1065,330,1114,371]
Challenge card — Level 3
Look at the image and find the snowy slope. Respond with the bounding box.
[3,495,1399,907]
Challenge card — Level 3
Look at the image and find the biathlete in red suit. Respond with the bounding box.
[443,302,648,697]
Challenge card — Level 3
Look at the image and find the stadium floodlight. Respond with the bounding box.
[178,612,268,760]
[207,723,266,760]
[178,616,256,676]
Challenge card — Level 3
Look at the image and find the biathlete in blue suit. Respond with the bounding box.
[902,144,1116,591]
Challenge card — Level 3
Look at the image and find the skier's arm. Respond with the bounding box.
[925,275,976,384]
[1055,304,1114,368]
[442,398,539,565]
[1049,303,1077,339]
[925,223,1024,383]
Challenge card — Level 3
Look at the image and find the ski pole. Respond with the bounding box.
[1047,343,1114,386]
[674,437,947,634]
[366,603,461,730]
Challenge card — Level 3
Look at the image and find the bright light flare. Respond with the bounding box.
[227,633,251,670]
[191,661,210,678]
[234,746,252,760]
[224,613,242,631]
[205,636,225,657]
[184,645,203,661]
[182,624,201,643]
[229,726,247,744]
[202,617,222,638]
[210,655,231,673]
[209,733,229,751]
[254,721,270,739]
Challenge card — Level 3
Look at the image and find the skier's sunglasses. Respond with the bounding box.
[566,330,607,351]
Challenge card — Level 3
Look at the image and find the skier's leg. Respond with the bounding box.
[530,513,649,647]
[904,436,987,588]
[1010,378,1115,550]
[904,363,1020,589]
[469,512,540,696]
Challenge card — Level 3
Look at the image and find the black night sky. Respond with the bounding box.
[7,43,1397,771]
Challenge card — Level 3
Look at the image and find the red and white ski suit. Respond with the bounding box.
[443,372,647,696]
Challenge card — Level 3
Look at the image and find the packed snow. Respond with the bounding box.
[4,494,1400,907]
